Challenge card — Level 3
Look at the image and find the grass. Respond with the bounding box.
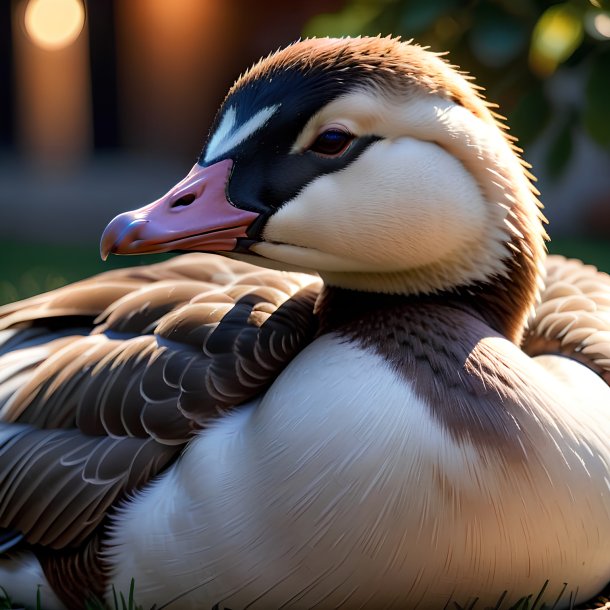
[0,241,173,306]
[2,580,610,610]
[0,238,609,306]
[0,580,145,610]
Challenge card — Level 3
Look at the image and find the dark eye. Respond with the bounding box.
[309,129,353,156]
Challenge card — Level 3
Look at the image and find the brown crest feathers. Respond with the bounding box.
[230,36,497,129]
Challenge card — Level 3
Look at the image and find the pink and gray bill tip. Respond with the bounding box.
[100,159,259,260]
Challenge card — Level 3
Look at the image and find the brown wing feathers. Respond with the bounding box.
[2,248,608,608]
[0,254,321,606]
[0,255,321,436]
[35,533,110,609]
[0,426,178,548]
[522,255,610,386]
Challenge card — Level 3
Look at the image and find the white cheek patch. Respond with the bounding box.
[258,89,543,294]
[262,138,488,273]
[204,104,280,163]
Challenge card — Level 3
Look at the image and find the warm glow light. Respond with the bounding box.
[593,12,610,37]
[24,0,85,50]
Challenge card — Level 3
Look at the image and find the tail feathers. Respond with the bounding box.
[522,255,610,386]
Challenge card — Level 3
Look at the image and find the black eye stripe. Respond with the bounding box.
[226,134,383,245]
[198,67,384,246]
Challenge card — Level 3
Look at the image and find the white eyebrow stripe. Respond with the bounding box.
[204,104,280,163]
[205,106,236,163]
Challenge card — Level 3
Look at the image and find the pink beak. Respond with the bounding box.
[100,159,259,260]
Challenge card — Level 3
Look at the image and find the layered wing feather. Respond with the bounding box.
[522,254,610,386]
[0,254,321,557]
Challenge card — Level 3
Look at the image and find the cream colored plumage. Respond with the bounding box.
[0,36,610,610]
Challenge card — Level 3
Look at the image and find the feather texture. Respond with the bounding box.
[522,255,610,385]
[0,254,319,606]
[0,35,609,610]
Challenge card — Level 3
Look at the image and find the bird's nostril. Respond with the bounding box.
[170,193,196,208]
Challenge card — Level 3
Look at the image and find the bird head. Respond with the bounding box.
[101,37,545,321]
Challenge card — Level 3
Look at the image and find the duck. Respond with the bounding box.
[1,35,610,610]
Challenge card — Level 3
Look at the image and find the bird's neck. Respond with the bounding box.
[316,254,540,345]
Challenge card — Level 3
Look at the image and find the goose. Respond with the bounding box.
[1,36,610,610]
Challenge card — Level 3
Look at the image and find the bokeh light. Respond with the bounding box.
[24,0,85,50]
[529,4,584,76]
[592,12,610,38]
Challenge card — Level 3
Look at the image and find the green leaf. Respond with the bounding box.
[128,579,135,610]
[584,49,610,147]
[113,584,119,610]
[530,3,584,75]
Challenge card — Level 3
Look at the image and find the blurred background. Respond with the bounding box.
[0,0,609,304]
